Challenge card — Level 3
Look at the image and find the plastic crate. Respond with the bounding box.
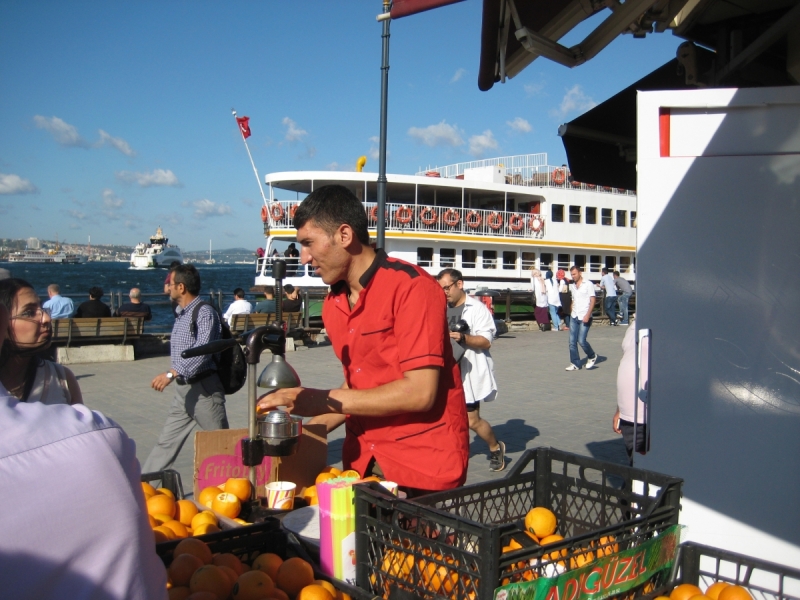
[141,469,185,500]
[669,542,800,600]
[354,447,683,600]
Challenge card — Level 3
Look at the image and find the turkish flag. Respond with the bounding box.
[390,0,464,18]
[236,116,251,139]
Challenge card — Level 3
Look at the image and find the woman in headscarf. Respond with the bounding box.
[544,270,562,332]
[529,268,550,330]
[0,278,83,404]
[556,269,571,330]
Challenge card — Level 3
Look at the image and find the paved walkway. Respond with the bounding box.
[69,323,630,496]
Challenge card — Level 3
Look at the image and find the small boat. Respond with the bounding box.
[130,227,183,269]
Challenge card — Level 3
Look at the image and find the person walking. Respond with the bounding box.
[544,270,562,332]
[114,287,152,321]
[566,265,598,371]
[612,316,645,463]
[530,268,550,330]
[556,269,571,330]
[599,268,618,325]
[613,271,633,326]
[42,284,74,319]
[437,268,505,472]
[142,264,228,474]
[75,287,112,318]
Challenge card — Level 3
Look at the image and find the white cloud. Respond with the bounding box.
[450,68,466,83]
[468,130,498,157]
[0,173,38,195]
[33,115,90,148]
[550,84,597,119]
[282,117,308,142]
[158,212,183,226]
[408,121,464,147]
[507,117,532,133]
[116,169,180,187]
[192,199,232,219]
[524,82,546,97]
[368,135,389,161]
[102,188,124,208]
[67,208,87,220]
[97,130,135,156]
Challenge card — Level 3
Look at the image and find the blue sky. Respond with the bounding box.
[0,1,681,251]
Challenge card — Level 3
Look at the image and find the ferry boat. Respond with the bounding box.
[8,248,85,264]
[254,154,636,291]
[130,226,183,269]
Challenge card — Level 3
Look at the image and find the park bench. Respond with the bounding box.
[229,312,304,333]
[51,317,146,347]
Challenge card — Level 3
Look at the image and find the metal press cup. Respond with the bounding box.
[265,481,296,510]
[380,481,399,495]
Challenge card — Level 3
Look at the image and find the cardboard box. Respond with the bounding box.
[193,424,327,499]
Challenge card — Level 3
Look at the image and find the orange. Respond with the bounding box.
[142,482,158,498]
[654,597,672,600]
[252,553,284,581]
[297,584,334,600]
[233,518,249,525]
[524,507,557,538]
[301,486,319,506]
[175,500,200,526]
[706,583,731,600]
[315,472,338,485]
[380,549,414,580]
[191,511,219,530]
[168,587,191,600]
[163,520,190,539]
[155,525,177,540]
[594,535,619,557]
[174,538,213,565]
[158,487,176,499]
[212,492,242,519]
[233,570,276,600]
[198,486,223,509]
[224,478,253,503]
[718,587,753,600]
[570,549,596,569]
[189,565,233,599]
[320,466,342,476]
[671,584,704,600]
[339,469,361,479]
[148,494,177,519]
[688,595,713,600]
[213,553,246,576]
[507,538,523,550]
[217,566,239,588]
[152,513,175,526]
[524,531,540,544]
[539,534,567,563]
[313,580,337,597]
[421,556,458,595]
[267,589,290,600]
[193,523,221,537]
[154,528,170,544]
[361,476,382,483]
[148,514,158,528]
[185,593,218,600]
[276,557,315,598]
[169,553,205,587]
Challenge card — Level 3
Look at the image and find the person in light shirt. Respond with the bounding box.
[222,287,252,326]
[42,283,74,319]
[566,265,598,371]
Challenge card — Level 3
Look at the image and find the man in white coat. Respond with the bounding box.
[437,268,505,471]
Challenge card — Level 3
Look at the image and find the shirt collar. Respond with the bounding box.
[331,248,386,296]
[176,295,202,316]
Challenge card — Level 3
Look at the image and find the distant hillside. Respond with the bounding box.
[182,247,258,262]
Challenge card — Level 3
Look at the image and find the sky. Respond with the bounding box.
[0,1,682,251]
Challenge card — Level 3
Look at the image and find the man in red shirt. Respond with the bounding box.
[256,185,469,494]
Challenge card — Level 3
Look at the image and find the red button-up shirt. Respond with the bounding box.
[323,250,469,491]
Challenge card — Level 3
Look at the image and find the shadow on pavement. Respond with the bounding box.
[585,438,628,466]
[487,418,539,455]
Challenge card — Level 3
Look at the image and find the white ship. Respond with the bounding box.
[130,226,183,269]
[254,154,636,292]
[8,249,85,264]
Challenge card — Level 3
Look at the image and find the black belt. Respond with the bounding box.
[176,370,215,386]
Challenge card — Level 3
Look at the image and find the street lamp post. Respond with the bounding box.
[376,1,392,249]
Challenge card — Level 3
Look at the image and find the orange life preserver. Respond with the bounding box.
[369,205,379,222]
[552,168,566,185]
[260,205,268,223]
[419,206,438,225]
[395,205,413,224]
[466,210,482,229]
[508,213,524,232]
[270,203,285,221]
[443,209,460,227]
[289,204,299,219]
[587,183,596,189]
[603,186,612,192]
[530,216,544,232]
[487,212,503,230]
[571,180,582,188]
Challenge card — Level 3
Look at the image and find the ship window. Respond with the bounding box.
[616,210,627,227]
[557,254,571,271]
[631,211,637,228]
[586,207,597,224]
[589,255,602,272]
[574,255,586,269]
[521,252,536,270]
[605,256,617,271]
[417,247,433,267]
[502,251,517,270]
[540,253,553,271]
[482,250,497,269]
[462,249,477,269]
[601,209,612,226]
[620,256,631,273]
[440,248,456,268]
[551,204,564,222]
[569,206,581,223]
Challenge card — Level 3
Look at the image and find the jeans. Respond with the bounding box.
[548,304,561,330]
[617,293,632,324]
[569,317,596,368]
[603,295,618,323]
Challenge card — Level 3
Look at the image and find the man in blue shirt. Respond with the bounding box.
[142,264,228,474]
[42,284,74,319]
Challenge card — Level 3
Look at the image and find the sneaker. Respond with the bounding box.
[585,355,598,369]
[565,364,580,371]
[619,322,629,326]
[489,441,506,472]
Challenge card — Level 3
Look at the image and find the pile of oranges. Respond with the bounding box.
[165,537,351,600]
[662,581,753,600]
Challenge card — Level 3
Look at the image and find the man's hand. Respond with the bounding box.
[449,331,463,342]
[256,387,334,416]
[151,373,173,392]
[612,408,622,434]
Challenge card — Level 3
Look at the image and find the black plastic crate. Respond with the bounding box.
[669,542,800,600]
[141,469,185,500]
[354,447,683,600]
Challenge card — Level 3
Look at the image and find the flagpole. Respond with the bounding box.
[231,109,270,220]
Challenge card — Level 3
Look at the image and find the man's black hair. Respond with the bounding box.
[233,288,245,298]
[436,268,463,282]
[283,284,295,294]
[613,271,621,277]
[293,185,369,245]
[601,267,608,274]
[168,261,181,270]
[89,286,104,299]
[172,264,202,295]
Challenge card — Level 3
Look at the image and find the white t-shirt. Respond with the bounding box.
[545,279,561,306]
[223,298,253,325]
[617,322,645,423]
[459,295,498,404]
[570,278,596,319]
[532,277,548,308]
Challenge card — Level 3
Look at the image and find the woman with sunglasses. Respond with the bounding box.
[0,278,83,404]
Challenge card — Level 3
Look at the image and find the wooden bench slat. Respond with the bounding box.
[52,317,145,346]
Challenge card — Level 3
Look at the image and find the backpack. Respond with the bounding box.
[190,301,247,395]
